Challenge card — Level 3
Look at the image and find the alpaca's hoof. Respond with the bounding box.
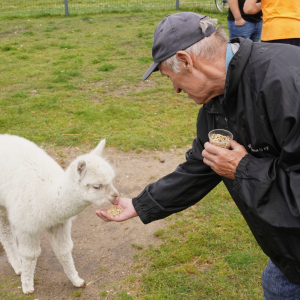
[23,288,34,294]
[72,277,85,288]
[25,291,34,295]
[12,262,22,276]
[22,282,34,294]
[13,268,22,276]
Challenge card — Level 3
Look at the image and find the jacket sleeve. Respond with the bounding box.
[132,135,221,224]
[234,59,300,227]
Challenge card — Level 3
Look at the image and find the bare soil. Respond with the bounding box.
[0,145,190,300]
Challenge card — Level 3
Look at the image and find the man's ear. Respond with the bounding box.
[176,51,194,71]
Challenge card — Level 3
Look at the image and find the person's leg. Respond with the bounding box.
[261,259,300,300]
[261,38,300,47]
[250,20,262,42]
[227,20,255,40]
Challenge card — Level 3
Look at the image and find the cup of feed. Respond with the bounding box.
[208,129,233,149]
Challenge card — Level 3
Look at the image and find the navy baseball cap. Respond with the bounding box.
[142,12,216,80]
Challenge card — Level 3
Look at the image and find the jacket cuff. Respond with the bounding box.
[235,154,252,178]
[132,191,151,225]
[233,154,253,196]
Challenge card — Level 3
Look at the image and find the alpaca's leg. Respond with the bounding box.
[0,206,22,275]
[47,221,85,287]
[16,231,41,294]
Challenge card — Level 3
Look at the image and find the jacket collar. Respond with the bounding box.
[224,37,253,101]
[203,38,253,115]
[203,96,225,114]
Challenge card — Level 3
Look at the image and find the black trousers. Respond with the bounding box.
[261,38,300,47]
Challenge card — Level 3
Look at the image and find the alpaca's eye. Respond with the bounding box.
[93,185,102,190]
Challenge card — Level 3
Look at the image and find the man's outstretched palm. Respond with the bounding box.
[95,198,137,222]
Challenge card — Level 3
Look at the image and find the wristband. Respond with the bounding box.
[235,16,242,21]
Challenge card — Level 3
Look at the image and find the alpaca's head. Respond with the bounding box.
[67,139,119,206]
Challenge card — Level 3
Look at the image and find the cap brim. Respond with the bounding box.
[142,61,159,80]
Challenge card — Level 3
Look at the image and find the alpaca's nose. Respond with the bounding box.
[112,192,119,199]
[108,183,119,202]
[109,189,119,203]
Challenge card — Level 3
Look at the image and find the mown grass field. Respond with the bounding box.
[0,8,267,300]
[0,0,219,18]
[115,183,267,300]
[1,11,207,151]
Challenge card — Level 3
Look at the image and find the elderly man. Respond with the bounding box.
[96,12,300,299]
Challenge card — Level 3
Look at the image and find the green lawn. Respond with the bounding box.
[0,10,223,151]
[0,9,267,300]
[115,183,266,299]
[0,0,220,18]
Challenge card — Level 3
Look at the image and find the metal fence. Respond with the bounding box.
[0,0,219,18]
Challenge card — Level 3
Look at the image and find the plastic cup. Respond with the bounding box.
[208,129,233,149]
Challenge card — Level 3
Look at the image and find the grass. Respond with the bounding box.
[0,10,228,151]
[71,289,84,297]
[0,9,267,300]
[0,276,36,300]
[112,183,267,299]
[0,0,220,18]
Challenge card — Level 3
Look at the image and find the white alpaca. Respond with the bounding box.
[0,134,119,294]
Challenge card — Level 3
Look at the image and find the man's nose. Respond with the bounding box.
[173,84,182,94]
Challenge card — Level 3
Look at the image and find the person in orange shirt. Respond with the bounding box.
[244,0,300,46]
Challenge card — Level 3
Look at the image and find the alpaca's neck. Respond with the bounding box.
[46,176,90,224]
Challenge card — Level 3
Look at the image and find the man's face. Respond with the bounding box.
[159,53,223,105]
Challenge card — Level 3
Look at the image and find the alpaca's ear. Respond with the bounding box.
[77,160,87,181]
[92,139,105,156]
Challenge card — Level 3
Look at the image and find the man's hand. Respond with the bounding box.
[95,198,137,222]
[235,18,246,26]
[202,140,247,179]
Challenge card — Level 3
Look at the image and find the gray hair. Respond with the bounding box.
[161,17,229,73]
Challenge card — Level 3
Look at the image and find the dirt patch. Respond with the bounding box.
[112,80,157,97]
[0,28,28,37]
[0,145,190,299]
[88,79,157,100]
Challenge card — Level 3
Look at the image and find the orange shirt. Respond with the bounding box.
[261,0,300,41]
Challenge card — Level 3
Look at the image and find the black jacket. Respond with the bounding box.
[133,38,300,284]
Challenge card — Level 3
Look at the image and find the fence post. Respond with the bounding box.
[176,0,179,10]
[64,0,69,17]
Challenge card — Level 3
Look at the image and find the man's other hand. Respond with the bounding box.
[202,140,247,179]
[95,198,137,222]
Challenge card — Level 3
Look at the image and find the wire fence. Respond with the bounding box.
[0,0,220,18]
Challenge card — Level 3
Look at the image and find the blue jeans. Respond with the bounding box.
[227,20,262,42]
[261,259,300,300]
